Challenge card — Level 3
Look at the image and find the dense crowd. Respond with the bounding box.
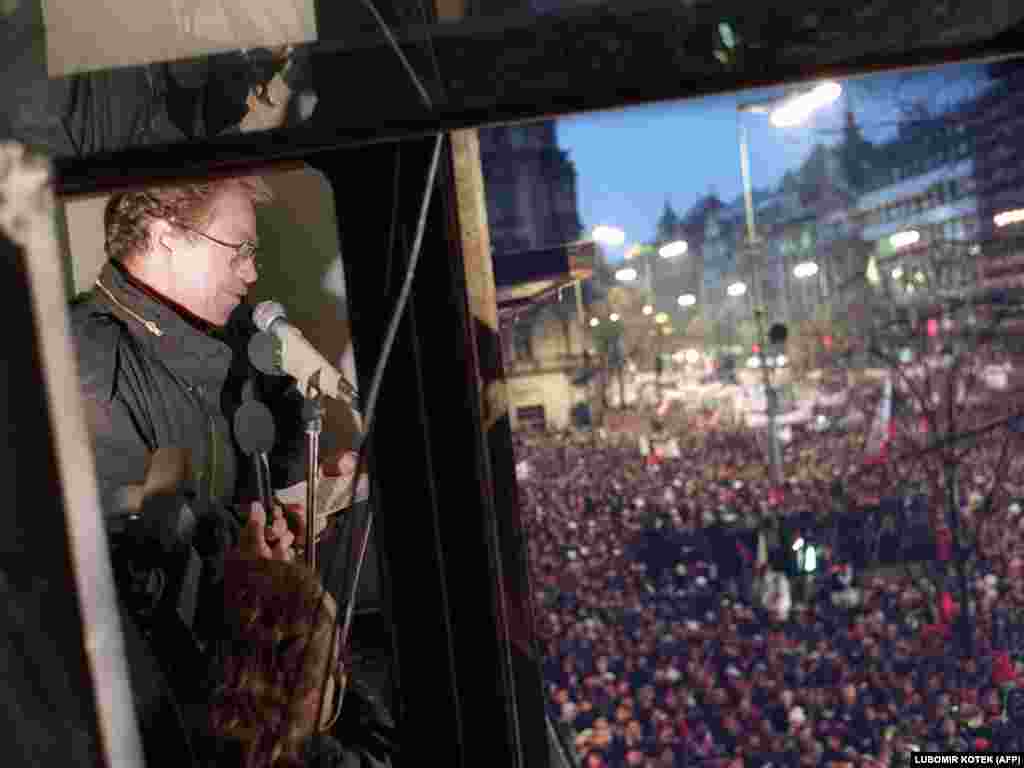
[516,426,1024,768]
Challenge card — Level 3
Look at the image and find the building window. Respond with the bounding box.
[516,405,546,431]
[509,126,529,148]
[513,324,533,360]
[490,183,518,216]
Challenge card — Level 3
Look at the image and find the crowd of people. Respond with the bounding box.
[515,423,1024,768]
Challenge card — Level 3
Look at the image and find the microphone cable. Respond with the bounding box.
[291,132,444,751]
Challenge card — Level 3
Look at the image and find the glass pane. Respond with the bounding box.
[5,0,1024,175]
[492,57,1024,765]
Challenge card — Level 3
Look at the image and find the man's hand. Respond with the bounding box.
[239,500,296,561]
[272,450,362,544]
[322,449,358,479]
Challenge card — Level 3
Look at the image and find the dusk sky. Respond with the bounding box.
[556,61,991,264]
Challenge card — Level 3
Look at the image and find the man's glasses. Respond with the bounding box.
[173,221,259,270]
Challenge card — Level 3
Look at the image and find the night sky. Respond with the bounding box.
[557,61,991,264]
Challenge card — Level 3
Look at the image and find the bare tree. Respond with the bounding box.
[826,279,1024,656]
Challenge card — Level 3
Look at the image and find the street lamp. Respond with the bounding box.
[994,208,1024,227]
[659,240,688,259]
[768,82,842,128]
[610,313,620,322]
[727,281,747,297]
[737,81,841,489]
[593,225,626,246]
[590,317,600,327]
[793,261,819,279]
[890,230,920,249]
[615,267,638,282]
[678,293,697,307]
[642,304,654,315]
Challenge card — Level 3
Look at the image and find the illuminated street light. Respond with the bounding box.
[769,82,842,128]
[727,281,747,297]
[914,271,926,284]
[994,208,1024,227]
[659,240,688,259]
[589,317,600,327]
[642,304,654,316]
[678,293,697,307]
[610,313,620,322]
[654,312,670,324]
[684,349,701,364]
[615,267,638,282]
[592,225,625,246]
[892,266,904,280]
[793,261,819,279]
[890,230,920,249]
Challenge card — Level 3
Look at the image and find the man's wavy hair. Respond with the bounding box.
[209,556,337,768]
[104,176,272,264]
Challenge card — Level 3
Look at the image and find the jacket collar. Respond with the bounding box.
[93,260,235,392]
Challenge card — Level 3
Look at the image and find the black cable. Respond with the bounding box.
[332,133,445,654]
[357,0,434,111]
[281,134,444,758]
[382,145,401,298]
[413,0,447,106]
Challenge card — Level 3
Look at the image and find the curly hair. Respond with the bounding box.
[208,556,337,768]
[104,176,272,264]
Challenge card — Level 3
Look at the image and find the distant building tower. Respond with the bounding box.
[479,121,583,256]
[972,60,1024,290]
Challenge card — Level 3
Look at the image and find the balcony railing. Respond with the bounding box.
[504,353,588,376]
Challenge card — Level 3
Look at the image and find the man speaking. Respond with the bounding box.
[68,176,358,761]
[72,176,356,551]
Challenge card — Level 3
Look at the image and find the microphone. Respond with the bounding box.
[251,301,358,405]
[233,399,277,526]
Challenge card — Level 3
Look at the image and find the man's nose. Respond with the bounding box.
[239,259,259,284]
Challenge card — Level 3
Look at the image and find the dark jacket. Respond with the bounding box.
[71,260,313,523]
[69,260,316,767]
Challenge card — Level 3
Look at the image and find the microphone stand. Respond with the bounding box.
[254,452,275,529]
[303,372,326,571]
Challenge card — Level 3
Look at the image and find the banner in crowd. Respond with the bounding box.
[863,374,893,464]
[604,410,646,434]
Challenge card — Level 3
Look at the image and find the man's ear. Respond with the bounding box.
[150,218,177,258]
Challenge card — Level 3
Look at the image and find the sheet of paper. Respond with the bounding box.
[276,472,369,536]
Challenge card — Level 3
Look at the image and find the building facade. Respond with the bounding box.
[971,60,1024,290]
[852,111,979,299]
[480,120,587,430]
[479,121,583,257]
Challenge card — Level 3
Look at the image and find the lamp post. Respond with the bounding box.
[737,81,842,490]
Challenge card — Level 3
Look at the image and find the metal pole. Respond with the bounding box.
[575,279,585,354]
[739,121,758,248]
[303,393,325,570]
[738,117,783,488]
